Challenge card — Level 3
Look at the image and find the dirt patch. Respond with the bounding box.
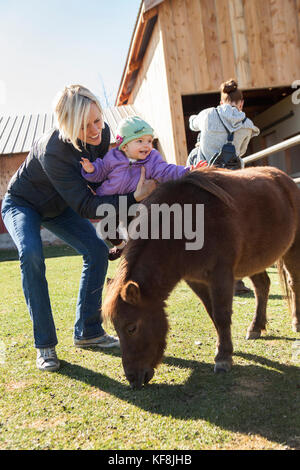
[232,377,270,398]
[84,387,110,400]
[25,416,68,431]
[5,380,32,392]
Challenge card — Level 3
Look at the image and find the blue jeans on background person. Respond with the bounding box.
[1,194,109,349]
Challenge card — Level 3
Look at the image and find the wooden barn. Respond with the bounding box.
[117,0,300,173]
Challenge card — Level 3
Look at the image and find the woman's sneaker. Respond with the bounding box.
[74,333,120,349]
[36,347,60,372]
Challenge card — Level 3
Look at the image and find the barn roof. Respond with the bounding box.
[116,0,164,105]
[0,105,138,156]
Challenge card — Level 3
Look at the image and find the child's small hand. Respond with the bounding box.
[80,157,95,174]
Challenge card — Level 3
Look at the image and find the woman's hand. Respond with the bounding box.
[134,167,157,202]
[80,157,95,174]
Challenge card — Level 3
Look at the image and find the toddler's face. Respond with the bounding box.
[122,135,153,160]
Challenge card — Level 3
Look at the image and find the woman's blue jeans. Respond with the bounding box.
[1,195,109,348]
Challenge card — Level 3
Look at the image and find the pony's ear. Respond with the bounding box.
[120,281,141,305]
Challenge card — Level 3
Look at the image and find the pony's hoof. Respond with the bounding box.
[292,323,300,333]
[214,361,232,373]
[246,330,261,340]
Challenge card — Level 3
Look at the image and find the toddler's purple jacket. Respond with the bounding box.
[81,147,190,196]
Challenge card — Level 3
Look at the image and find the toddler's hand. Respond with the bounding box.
[80,157,95,174]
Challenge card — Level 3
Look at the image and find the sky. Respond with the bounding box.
[0,0,141,116]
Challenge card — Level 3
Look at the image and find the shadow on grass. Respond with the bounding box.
[234,292,284,300]
[58,351,300,448]
[0,245,79,262]
[258,335,296,342]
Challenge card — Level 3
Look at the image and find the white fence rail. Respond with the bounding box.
[244,134,300,184]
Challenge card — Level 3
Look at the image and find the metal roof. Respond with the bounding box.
[0,105,138,156]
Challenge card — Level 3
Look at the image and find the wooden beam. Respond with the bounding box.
[201,0,223,90]
[243,0,265,87]
[159,0,188,164]
[297,0,300,28]
[172,0,194,94]
[228,0,252,88]
[215,0,236,83]
[143,6,158,22]
[128,60,142,74]
[270,0,289,84]
[116,3,146,104]
[282,0,300,82]
[185,0,210,91]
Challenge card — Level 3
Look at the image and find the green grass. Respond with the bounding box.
[0,245,299,450]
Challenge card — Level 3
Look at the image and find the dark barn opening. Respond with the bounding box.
[182,86,296,164]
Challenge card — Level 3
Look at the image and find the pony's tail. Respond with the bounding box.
[277,258,292,314]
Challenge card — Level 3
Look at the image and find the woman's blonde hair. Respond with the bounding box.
[53,84,103,151]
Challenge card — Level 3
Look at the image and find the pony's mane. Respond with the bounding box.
[102,238,147,322]
[102,257,128,322]
[182,168,236,210]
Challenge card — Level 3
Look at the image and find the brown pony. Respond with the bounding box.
[103,167,300,389]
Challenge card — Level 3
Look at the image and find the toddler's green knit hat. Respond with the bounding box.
[116,116,154,149]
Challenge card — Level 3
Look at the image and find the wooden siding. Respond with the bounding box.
[127,0,300,163]
[157,0,300,95]
[129,20,177,163]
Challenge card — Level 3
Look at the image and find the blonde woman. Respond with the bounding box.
[1,85,155,372]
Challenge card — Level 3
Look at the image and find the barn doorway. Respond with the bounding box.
[182,86,299,175]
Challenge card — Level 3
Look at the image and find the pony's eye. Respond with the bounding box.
[127,324,137,335]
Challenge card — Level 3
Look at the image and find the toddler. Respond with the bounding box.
[81,116,191,259]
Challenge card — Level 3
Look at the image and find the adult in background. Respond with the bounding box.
[187,79,259,168]
[1,85,155,372]
[187,79,260,294]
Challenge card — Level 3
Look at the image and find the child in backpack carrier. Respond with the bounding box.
[187,79,259,168]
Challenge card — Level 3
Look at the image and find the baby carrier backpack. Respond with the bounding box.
[208,109,246,170]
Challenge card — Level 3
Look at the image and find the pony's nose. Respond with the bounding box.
[126,368,154,389]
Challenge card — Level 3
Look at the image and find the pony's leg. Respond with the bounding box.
[246,271,270,340]
[187,275,235,373]
[185,281,215,326]
[282,255,300,333]
[209,269,235,373]
[186,280,233,372]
